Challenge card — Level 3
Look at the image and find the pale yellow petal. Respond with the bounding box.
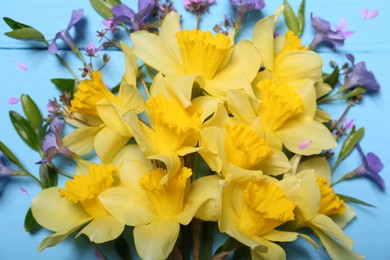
[203,103,231,128]
[159,12,183,69]
[205,72,255,100]
[99,187,153,226]
[31,187,91,232]
[76,215,124,243]
[311,214,353,249]
[96,98,133,137]
[251,237,285,260]
[38,225,82,252]
[120,42,138,87]
[110,144,151,169]
[94,127,129,163]
[252,15,275,70]
[313,228,364,260]
[315,109,332,123]
[223,163,263,182]
[131,30,182,75]
[277,117,337,155]
[162,74,203,107]
[134,220,180,260]
[63,125,103,155]
[192,96,223,123]
[255,149,291,176]
[215,40,261,82]
[227,89,259,119]
[289,79,317,118]
[64,109,102,128]
[315,80,332,99]
[179,175,223,223]
[297,156,332,183]
[199,127,224,173]
[276,50,322,83]
[149,152,181,184]
[118,80,144,113]
[296,169,321,220]
[262,230,298,242]
[330,205,356,229]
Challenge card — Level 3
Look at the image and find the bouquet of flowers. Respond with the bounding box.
[1,0,385,259]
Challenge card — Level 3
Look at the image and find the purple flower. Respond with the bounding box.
[310,13,345,49]
[184,0,216,14]
[84,42,103,57]
[48,9,84,54]
[353,144,385,190]
[112,0,155,31]
[229,0,265,11]
[37,117,75,164]
[102,18,118,31]
[345,54,380,91]
[0,154,16,177]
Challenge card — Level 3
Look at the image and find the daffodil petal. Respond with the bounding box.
[99,187,154,226]
[297,157,331,183]
[120,42,138,87]
[295,170,320,220]
[159,12,183,69]
[216,40,261,83]
[252,15,275,70]
[76,215,124,243]
[262,230,298,242]
[192,96,222,123]
[205,72,255,100]
[314,109,332,123]
[96,98,133,137]
[178,175,223,223]
[315,81,332,99]
[94,127,129,163]
[31,187,91,232]
[330,205,356,229]
[38,225,83,252]
[289,79,317,118]
[110,144,151,169]
[163,74,203,107]
[313,227,364,260]
[149,152,181,184]
[227,89,259,119]
[256,149,291,176]
[199,127,223,173]
[311,214,353,249]
[131,30,182,75]
[118,80,144,113]
[277,117,336,155]
[224,163,263,182]
[134,220,180,260]
[250,238,285,260]
[63,125,103,155]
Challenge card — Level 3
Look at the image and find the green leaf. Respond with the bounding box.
[283,0,300,36]
[0,141,26,170]
[89,0,121,19]
[39,164,58,188]
[3,17,32,30]
[21,94,42,133]
[37,123,49,153]
[337,194,376,208]
[297,0,305,37]
[50,78,75,97]
[114,235,131,260]
[24,207,40,232]
[5,28,46,43]
[335,127,364,166]
[324,66,339,88]
[110,82,121,94]
[9,110,39,151]
[339,87,367,99]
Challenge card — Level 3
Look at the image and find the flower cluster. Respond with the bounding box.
[1,0,384,259]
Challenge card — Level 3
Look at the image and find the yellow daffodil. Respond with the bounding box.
[99,159,223,260]
[198,103,291,181]
[219,176,304,259]
[63,43,144,162]
[130,12,261,100]
[31,164,124,251]
[227,80,336,155]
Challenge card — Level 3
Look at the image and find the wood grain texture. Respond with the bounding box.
[0,0,389,259]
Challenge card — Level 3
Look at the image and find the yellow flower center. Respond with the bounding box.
[59,164,118,217]
[257,79,303,131]
[139,167,192,218]
[238,179,295,236]
[176,29,233,79]
[316,177,346,216]
[224,124,272,169]
[145,95,202,153]
[70,71,121,116]
[275,30,307,64]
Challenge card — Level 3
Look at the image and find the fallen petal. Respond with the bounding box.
[8,97,20,104]
[15,61,28,71]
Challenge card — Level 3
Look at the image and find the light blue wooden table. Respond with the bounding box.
[0,0,389,259]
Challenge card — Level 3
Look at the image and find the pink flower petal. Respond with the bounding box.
[15,61,28,71]
[298,140,312,150]
[8,97,20,104]
[334,18,347,31]
[362,8,379,19]
[343,31,354,38]
[20,186,29,196]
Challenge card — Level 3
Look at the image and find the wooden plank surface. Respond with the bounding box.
[1,0,389,259]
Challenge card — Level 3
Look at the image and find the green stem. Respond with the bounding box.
[139,74,150,99]
[54,53,81,83]
[26,171,45,189]
[91,242,108,260]
[331,103,352,131]
[55,167,74,178]
[196,14,201,30]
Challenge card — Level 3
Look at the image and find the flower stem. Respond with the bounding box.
[139,73,150,99]
[331,103,352,131]
[192,219,202,260]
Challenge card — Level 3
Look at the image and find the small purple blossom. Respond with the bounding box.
[334,18,353,38]
[345,54,380,91]
[310,14,346,49]
[184,0,215,15]
[354,144,385,190]
[0,154,16,177]
[229,0,265,11]
[48,9,84,54]
[112,0,155,31]
[37,117,75,164]
[159,1,176,19]
[102,18,118,32]
[84,42,103,57]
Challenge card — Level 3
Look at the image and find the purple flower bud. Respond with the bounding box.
[112,0,155,31]
[102,18,118,31]
[353,143,385,190]
[183,0,216,14]
[229,0,265,11]
[310,13,345,49]
[48,9,84,54]
[84,42,103,57]
[344,54,380,92]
